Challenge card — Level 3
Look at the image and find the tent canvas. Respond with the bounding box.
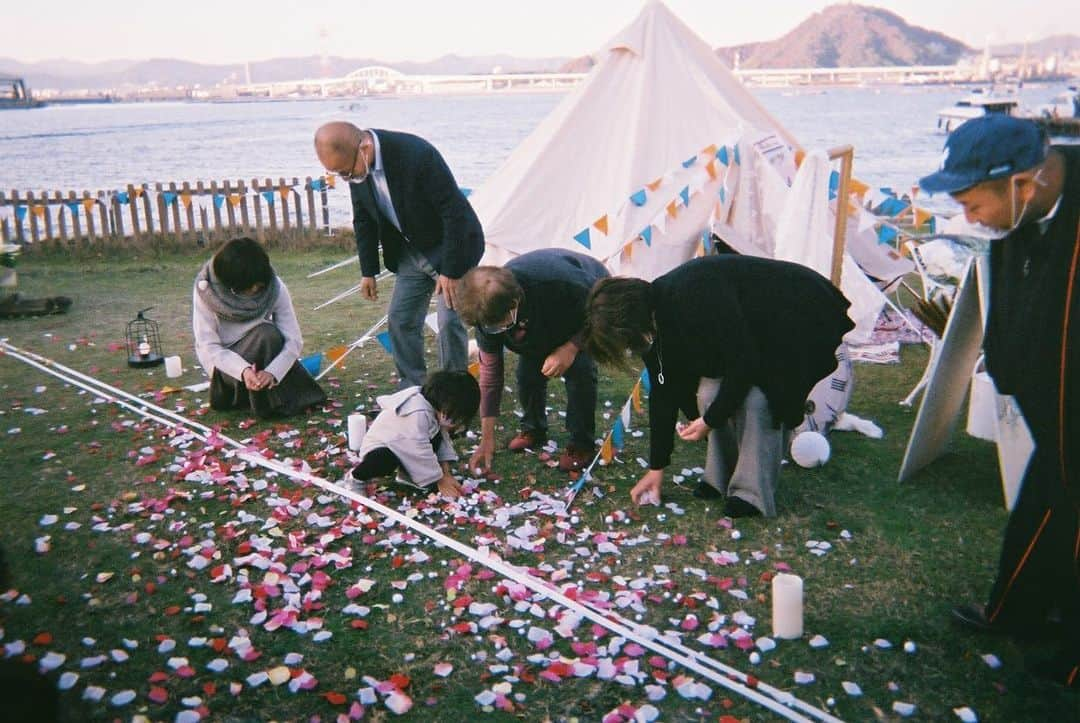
[469,0,904,340]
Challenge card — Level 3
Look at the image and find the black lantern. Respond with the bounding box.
[126,307,165,368]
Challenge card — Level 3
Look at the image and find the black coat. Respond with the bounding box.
[349,129,484,279]
[644,255,854,469]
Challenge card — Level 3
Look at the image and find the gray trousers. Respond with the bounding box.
[388,245,468,388]
[696,378,785,517]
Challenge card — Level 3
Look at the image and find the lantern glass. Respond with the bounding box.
[125,307,165,368]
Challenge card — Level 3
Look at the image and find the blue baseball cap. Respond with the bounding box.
[919,115,1048,195]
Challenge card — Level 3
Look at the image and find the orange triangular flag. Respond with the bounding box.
[325,344,348,364]
[32,205,46,219]
[705,160,718,181]
[279,187,290,201]
[666,200,678,219]
[621,243,633,263]
[467,361,480,378]
[848,177,869,197]
[180,192,192,208]
[326,175,336,189]
[914,207,933,227]
[600,435,614,464]
[794,149,806,168]
[702,143,718,157]
[646,177,663,192]
[632,381,643,413]
[82,198,96,213]
[593,215,609,235]
[229,194,242,207]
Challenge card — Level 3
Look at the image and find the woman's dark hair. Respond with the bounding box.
[212,237,273,292]
[583,276,654,370]
[421,370,480,428]
[456,266,524,327]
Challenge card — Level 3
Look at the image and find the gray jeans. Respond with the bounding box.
[388,245,468,388]
[696,378,786,517]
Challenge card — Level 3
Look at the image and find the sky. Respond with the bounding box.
[4,0,1077,65]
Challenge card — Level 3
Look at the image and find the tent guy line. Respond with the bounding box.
[0,338,841,723]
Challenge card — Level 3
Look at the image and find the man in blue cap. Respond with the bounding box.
[920,114,1079,689]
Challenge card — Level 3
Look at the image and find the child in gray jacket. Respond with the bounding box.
[350,371,479,498]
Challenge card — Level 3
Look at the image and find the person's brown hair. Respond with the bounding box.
[583,276,654,370]
[456,266,524,327]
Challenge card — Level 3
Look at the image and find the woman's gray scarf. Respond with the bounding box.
[195,260,280,323]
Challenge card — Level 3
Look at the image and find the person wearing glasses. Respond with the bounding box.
[193,237,326,418]
[456,249,609,474]
[313,121,484,388]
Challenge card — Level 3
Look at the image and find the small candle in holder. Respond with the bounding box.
[772,573,804,639]
[347,413,367,451]
[164,355,182,378]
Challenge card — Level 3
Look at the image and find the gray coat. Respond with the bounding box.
[357,387,457,487]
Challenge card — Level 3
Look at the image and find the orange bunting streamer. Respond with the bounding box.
[326,175,336,189]
[180,192,192,208]
[705,160,718,181]
[632,381,643,413]
[279,187,290,201]
[794,149,806,168]
[467,361,480,379]
[593,214,609,235]
[228,194,242,207]
[646,177,663,192]
[82,198,96,212]
[600,435,614,463]
[914,207,933,227]
[666,201,678,219]
[32,205,46,219]
[621,243,633,264]
[702,143,718,157]
[848,177,869,197]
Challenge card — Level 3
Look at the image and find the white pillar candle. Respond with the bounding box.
[771,573,804,639]
[347,413,367,451]
[164,355,182,378]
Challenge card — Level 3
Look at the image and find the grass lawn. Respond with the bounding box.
[0,245,1076,722]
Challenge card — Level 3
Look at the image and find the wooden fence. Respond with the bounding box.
[0,176,338,246]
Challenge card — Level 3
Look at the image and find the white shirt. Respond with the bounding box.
[369,131,402,232]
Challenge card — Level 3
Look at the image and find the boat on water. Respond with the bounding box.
[0,76,45,109]
[936,87,1018,133]
[1034,85,1079,119]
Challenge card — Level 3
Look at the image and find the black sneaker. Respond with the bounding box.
[692,481,723,499]
[724,496,762,518]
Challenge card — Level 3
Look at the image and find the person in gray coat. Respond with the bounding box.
[350,371,479,499]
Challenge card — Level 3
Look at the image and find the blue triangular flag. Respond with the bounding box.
[459,187,472,198]
[116,191,129,204]
[375,331,393,354]
[612,418,625,450]
[828,170,839,200]
[14,205,27,221]
[681,156,697,168]
[629,189,647,207]
[639,368,651,394]
[928,216,937,234]
[702,230,713,253]
[65,201,80,215]
[733,145,741,166]
[716,146,730,166]
[877,225,898,244]
[719,187,726,204]
[310,178,325,191]
[213,194,225,209]
[163,191,177,206]
[640,226,652,246]
[261,190,275,205]
[679,186,690,206]
[573,228,591,249]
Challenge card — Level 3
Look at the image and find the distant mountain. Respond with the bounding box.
[990,34,1080,58]
[716,4,972,69]
[0,53,572,91]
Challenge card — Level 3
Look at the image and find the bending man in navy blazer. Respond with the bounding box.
[314,121,485,387]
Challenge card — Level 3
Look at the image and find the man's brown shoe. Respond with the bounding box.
[558,443,595,472]
[507,431,545,452]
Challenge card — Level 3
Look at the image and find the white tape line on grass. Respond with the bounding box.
[0,340,841,723]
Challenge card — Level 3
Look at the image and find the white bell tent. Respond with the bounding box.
[469,0,903,340]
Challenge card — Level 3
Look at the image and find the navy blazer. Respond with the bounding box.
[349,130,484,279]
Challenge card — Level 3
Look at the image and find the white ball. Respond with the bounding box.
[791,431,830,468]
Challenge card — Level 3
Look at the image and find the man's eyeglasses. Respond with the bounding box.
[480,307,518,335]
[337,141,370,183]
